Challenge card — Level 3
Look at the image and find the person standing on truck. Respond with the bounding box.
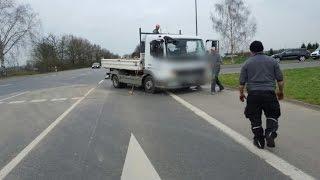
[209,47,224,94]
[153,24,160,34]
[239,41,284,149]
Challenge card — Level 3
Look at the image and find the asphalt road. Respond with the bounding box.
[0,66,319,180]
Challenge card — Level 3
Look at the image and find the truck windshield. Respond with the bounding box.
[166,39,206,59]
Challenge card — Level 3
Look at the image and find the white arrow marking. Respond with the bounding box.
[121,134,161,180]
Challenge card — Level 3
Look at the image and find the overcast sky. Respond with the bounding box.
[20,0,320,56]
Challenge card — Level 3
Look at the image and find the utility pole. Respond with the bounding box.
[195,0,198,36]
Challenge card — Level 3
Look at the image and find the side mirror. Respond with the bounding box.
[164,36,176,44]
[206,40,219,51]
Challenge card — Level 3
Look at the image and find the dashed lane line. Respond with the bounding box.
[71,97,83,100]
[8,101,26,104]
[0,97,84,105]
[30,99,47,103]
[0,87,96,179]
[51,98,68,102]
[0,91,29,102]
[0,84,12,87]
[168,92,315,180]
[98,80,104,85]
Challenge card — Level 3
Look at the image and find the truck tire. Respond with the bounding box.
[144,76,156,94]
[112,75,125,88]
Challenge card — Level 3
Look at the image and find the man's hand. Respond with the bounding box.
[240,93,247,102]
[239,85,246,102]
[277,91,284,100]
[277,81,285,101]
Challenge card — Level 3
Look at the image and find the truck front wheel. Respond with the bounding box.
[112,75,124,88]
[144,76,156,94]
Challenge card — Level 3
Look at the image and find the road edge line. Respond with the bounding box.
[168,92,315,180]
[0,88,95,179]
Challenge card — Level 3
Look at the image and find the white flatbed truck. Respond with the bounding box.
[102,29,216,93]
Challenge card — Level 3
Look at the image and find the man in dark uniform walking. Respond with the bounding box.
[239,41,284,149]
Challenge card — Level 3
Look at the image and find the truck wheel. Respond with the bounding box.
[144,76,156,94]
[112,75,124,88]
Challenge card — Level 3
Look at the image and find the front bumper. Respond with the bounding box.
[311,54,320,58]
[155,77,207,89]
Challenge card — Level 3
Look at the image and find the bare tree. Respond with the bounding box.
[30,34,119,72]
[211,0,257,62]
[0,0,40,68]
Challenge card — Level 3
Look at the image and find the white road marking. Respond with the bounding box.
[0,91,29,102]
[168,92,315,180]
[0,87,95,179]
[121,134,161,180]
[51,98,67,102]
[98,80,104,85]
[0,84,12,87]
[71,97,83,100]
[8,101,26,104]
[30,99,47,103]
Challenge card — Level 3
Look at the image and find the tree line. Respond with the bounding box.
[301,43,319,51]
[27,34,119,72]
[1,0,118,76]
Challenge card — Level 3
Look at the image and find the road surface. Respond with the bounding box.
[0,66,319,180]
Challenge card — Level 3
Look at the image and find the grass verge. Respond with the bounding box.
[7,70,40,77]
[220,67,320,106]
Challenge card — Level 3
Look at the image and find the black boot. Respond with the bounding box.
[266,132,277,148]
[253,137,265,149]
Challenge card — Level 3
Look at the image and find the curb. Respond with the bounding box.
[283,98,320,112]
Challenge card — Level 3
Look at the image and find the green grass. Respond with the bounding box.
[222,56,247,65]
[0,70,40,79]
[7,71,40,77]
[220,67,320,106]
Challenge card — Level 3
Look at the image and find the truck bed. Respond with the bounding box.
[101,58,143,71]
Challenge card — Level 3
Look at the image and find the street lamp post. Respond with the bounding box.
[195,0,198,36]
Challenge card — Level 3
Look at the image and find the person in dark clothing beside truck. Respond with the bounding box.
[239,41,285,149]
[208,47,224,94]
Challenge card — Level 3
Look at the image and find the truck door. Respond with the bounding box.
[146,40,164,71]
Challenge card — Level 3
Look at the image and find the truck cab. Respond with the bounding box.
[142,34,209,91]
